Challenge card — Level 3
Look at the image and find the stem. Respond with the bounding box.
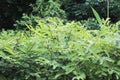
[106,0,110,18]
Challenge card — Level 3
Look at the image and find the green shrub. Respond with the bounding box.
[0,0,66,29]
[62,0,120,22]
[0,17,120,80]
[14,0,66,29]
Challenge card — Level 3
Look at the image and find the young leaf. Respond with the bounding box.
[91,7,102,26]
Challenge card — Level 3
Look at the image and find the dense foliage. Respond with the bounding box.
[62,0,120,22]
[0,0,65,29]
[1,0,120,29]
[14,0,66,29]
[0,0,120,80]
[0,17,120,80]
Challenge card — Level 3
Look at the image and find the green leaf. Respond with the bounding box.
[72,72,86,80]
[91,7,102,26]
[117,60,120,65]
[54,73,64,79]
[64,66,75,74]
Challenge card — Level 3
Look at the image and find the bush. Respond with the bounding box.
[0,17,120,80]
[0,0,66,29]
[62,0,120,22]
[14,0,66,29]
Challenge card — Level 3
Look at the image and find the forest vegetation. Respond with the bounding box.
[0,0,120,80]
